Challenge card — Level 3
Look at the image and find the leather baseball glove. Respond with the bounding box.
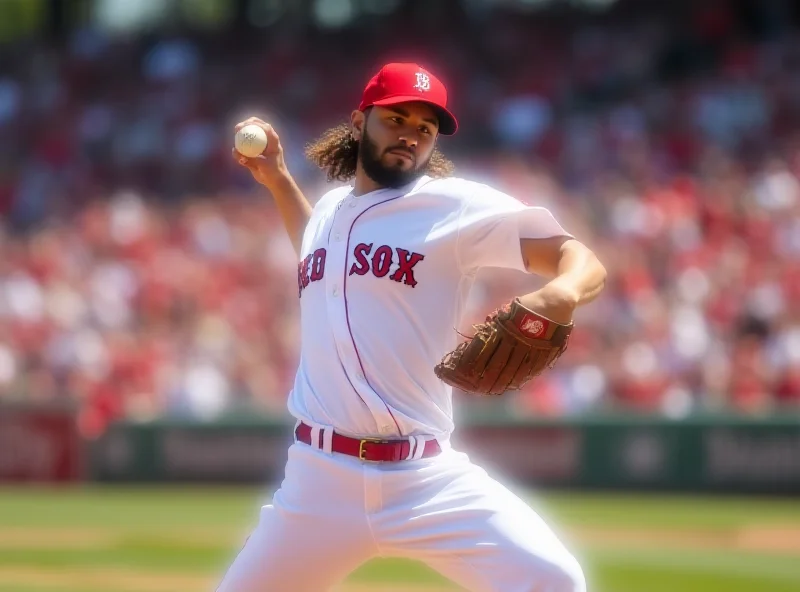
[434,298,573,396]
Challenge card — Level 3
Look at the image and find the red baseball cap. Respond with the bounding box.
[358,63,458,135]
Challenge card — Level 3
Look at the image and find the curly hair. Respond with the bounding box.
[304,123,455,183]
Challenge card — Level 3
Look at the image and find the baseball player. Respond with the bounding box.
[219,63,606,592]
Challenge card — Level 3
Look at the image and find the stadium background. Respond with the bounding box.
[0,0,799,590]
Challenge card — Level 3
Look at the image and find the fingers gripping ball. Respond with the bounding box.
[235,124,269,158]
[434,299,573,396]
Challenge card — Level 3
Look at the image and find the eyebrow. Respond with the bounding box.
[386,106,439,128]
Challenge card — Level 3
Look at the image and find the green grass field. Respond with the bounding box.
[0,486,798,591]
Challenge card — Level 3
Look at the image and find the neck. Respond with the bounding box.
[353,163,382,197]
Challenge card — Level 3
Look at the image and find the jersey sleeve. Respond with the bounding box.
[456,184,572,273]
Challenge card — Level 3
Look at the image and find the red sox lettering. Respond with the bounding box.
[298,248,327,297]
[348,243,425,287]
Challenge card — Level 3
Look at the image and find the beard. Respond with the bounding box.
[358,127,430,189]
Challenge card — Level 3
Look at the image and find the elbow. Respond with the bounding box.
[555,240,608,298]
[596,257,608,289]
[591,252,608,291]
[592,257,608,301]
[570,241,607,290]
[571,244,606,300]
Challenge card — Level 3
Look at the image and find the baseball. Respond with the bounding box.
[235,124,268,158]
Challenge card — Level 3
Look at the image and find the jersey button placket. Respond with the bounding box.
[331,196,395,431]
[326,200,368,408]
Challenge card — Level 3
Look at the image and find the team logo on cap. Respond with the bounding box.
[413,72,431,92]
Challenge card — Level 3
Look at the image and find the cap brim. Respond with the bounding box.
[370,95,458,135]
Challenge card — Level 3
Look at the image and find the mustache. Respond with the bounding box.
[385,146,416,159]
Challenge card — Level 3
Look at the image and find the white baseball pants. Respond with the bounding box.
[216,438,585,592]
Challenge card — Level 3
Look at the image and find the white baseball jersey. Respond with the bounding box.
[288,175,570,441]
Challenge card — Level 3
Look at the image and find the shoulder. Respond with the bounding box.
[312,184,352,213]
[406,177,495,214]
[417,177,526,213]
[412,176,484,201]
[420,177,522,203]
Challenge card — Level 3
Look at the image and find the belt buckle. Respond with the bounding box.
[358,438,390,462]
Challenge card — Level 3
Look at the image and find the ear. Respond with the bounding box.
[350,110,366,141]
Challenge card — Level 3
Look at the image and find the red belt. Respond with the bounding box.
[295,422,441,462]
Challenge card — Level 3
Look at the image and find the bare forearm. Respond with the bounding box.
[268,174,313,256]
[518,239,606,324]
[231,117,312,256]
[545,243,607,307]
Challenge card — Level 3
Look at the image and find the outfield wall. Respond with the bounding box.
[0,405,84,483]
[84,415,800,493]
[2,405,798,492]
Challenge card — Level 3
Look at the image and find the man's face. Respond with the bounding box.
[356,103,440,188]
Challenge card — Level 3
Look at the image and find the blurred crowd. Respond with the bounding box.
[1,1,799,432]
